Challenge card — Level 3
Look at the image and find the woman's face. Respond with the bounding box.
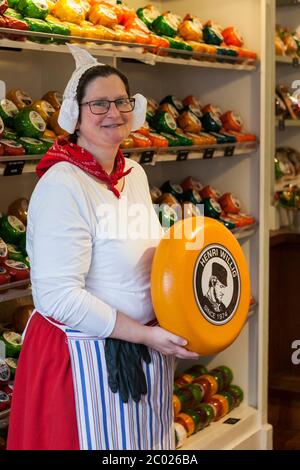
[77,74,133,147]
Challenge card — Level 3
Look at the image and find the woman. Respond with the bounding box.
[7,45,198,451]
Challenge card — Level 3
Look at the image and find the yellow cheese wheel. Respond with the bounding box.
[151,217,250,355]
[32,100,55,124]
[7,89,33,109]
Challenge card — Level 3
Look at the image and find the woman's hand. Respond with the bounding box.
[110,312,199,359]
[142,325,199,359]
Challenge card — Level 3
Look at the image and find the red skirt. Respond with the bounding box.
[7,313,80,450]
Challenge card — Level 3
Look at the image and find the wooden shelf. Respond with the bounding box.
[181,404,259,450]
[0,141,258,176]
[276,118,300,129]
[0,280,31,303]
[275,176,300,191]
[0,28,258,71]
[232,222,258,241]
[276,55,300,66]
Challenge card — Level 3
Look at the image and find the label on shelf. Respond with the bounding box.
[3,161,25,176]
[224,146,235,157]
[203,148,215,159]
[176,150,189,161]
[140,150,155,164]
[223,417,241,425]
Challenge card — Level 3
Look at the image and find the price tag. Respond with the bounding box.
[203,148,215,159]
[293,57,299,68]
[140,150,154,164]
[224,146,235,157]
[176,150,189,161]
[223,418,241,425]
[122,152,131,159]
[278,119,285,131]
[4,161,25,176]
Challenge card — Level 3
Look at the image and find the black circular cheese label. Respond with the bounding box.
[193,243,241,325]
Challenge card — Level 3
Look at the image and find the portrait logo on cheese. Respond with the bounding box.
[194,244,241,325]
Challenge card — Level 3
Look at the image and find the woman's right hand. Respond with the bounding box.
[142,325,199,359]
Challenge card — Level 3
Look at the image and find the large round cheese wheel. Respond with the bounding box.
[151,216,250,355]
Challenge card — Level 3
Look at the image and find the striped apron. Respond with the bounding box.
[35,314,175,450]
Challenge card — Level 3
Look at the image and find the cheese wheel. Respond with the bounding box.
[0,116,4,138]
[151,217,250,355]
[200,185,221,201]
[160,181,183,201]
[120,136,135,149]
[174,422,187,448]
[219,193,241,214]
[0,99,18,127]
[31,100,55,123]
[0,215,25,244]
[1,331,22,358]
[18,137,45,155]
[181,177,203,193]
[0,266,11,286]
[3,259,30,282]
[49,110,68,136]
[183,95,203,109]
[204,396,223,421]
[202,104,223,117]
[14,109,46,138]
[201,112,222,132]
[158,103,179,119]
[0,237,8,263]
[7,244,24,262]
[130,132,152,148]
[221,111,243,132]
[0,391,10,412]
[173,394,181,417]
[42,91,62,110]
[5,357,17,379]
[150,186,162,203]
[7,89,33,109]
[177,111,202,133]
[0,359,10,387]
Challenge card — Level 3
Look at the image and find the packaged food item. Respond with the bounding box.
[152,12,181,38]
[177,111,202,133]
[221,111,243,132]
[6,89,33,109]
[14,108,46,138]
[51,0,85,25]
[222,26,243,47]
[178,15,203,42]
[276,84,300,119]
[136,4,160,29]
[42,91,62,110]
[130,132,152,148]
[17,0,49,20]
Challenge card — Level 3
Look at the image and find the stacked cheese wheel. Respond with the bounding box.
[0,198,30,289]
[0,0,257,62]
[150,176,256,230]
[0,88,63,156]
[0,304,34,413]
[173,364,243,448]
[120,94,256,150]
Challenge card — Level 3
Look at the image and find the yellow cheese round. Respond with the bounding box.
[151,216,250,355]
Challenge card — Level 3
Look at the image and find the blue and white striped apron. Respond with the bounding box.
[37,315,175,450]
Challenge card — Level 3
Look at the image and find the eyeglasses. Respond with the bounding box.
[80,97,135,115]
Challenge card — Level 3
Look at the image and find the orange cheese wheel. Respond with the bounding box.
[151,217,250,355]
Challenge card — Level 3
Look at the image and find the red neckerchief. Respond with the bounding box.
[36,138,132,198]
